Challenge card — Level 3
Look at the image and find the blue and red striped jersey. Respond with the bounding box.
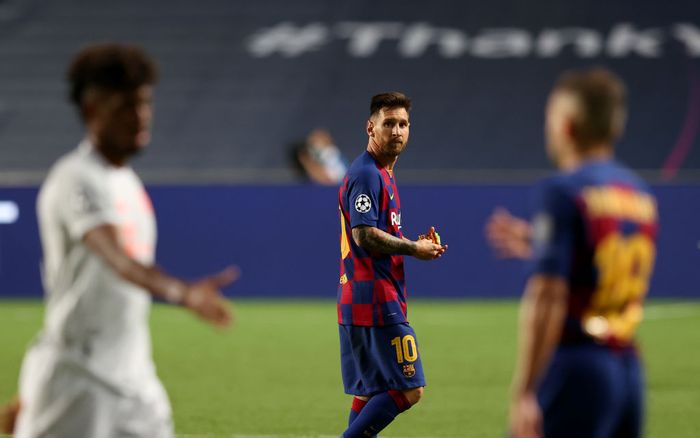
[337,151,407,327]
[529,159,658,348]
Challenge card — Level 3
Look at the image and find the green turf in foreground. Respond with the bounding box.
[0,299,698,437]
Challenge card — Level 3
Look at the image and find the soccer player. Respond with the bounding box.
[12,43,237,438]
[337,92,447,437]
[486,68,657,438]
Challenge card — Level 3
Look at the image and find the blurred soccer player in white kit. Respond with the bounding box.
[11,43,238,438]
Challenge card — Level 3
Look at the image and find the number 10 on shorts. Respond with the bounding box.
[391,335,418,363]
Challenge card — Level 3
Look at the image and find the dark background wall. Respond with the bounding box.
[0,0,699,182]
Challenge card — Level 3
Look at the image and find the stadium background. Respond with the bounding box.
[2,0,700,299]
[0,0,699,436]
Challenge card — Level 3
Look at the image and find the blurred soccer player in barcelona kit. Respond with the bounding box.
[337,92,447,437]
[486,68,657,438]
[9,43,238,438]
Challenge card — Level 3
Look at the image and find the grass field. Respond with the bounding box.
[1,299,699,437]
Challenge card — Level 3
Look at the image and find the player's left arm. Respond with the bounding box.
[510,274,568,438]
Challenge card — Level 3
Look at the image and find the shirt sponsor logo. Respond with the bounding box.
[391,211,402,227]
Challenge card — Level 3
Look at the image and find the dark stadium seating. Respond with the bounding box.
[0,0,699,183]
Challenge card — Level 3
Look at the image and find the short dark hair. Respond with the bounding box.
[370,92,412,117]
[68,43,158,109]
[553,68,627,149]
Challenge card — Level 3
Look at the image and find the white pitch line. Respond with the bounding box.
[177,435,461,438]
[644,304,700,320]
[177,435,337,438]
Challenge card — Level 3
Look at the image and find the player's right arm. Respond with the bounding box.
[346,167,444,260]
[82,225,235,328]
[509,180,576,438]
[510,274,568,438]
[56,166,236,328]
[352,225,444,260]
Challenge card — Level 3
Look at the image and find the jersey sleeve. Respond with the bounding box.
[529,179,577,278]
[62,168,118,240]
[346,168,382,228]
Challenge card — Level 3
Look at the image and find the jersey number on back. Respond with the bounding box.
[584,232,655,342]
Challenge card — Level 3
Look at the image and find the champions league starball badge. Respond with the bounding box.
[355,194,372,213]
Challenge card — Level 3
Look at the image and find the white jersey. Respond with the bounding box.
[35,139,157,390]
[16,141,172,437]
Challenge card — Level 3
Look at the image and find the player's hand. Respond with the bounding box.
[0,396,20,434]
[485,208,532,259]
[413,237,447,261]
[415,226,448,260]
[509,392,543,438]
[183,266,239,329]
[418,226,444,246]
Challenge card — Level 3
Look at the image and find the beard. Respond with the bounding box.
[384,140,405,157]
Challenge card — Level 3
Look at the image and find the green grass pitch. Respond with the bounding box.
[1,299,699,437]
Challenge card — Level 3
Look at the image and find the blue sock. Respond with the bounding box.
[342,390,411,438]
[348,397,368,426]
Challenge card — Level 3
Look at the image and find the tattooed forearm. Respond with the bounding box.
[352,225,416,255]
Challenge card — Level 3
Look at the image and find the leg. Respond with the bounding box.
[401,386,424,406]
[348,387,423,423]
[339,323,426,438]
[348,395,370,426]
[15,356,117,438]
[0,396,20,435]
[612,353,644,438]
[539,345,622,438]
[40,389,115,438]
[117,376,173,438]
[342,387,421,438]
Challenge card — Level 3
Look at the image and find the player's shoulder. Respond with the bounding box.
[346,151,382,184]
[609,161,652,194]
[531,172,580,216]
[576,159,652,194]
[43,143,107,192]
[535,172,576,199]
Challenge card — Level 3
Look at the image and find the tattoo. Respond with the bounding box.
[352,226,416,256]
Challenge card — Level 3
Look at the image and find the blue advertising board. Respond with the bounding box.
[1,184,698,299]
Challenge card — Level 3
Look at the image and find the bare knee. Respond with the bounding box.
[402,387,424,406]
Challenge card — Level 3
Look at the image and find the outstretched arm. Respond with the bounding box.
[83,224,237,328]
[485,208,532,259]
[352,225,445,260]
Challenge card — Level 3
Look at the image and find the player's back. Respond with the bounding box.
[541,159,657,348]
[36,141,157,387]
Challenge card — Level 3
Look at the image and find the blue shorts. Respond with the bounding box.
[538,344,644,438]
[339,323,426,396]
